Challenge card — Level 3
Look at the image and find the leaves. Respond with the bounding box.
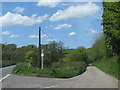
[102,2,120,55]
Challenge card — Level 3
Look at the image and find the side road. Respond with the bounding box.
[0,65,16,79]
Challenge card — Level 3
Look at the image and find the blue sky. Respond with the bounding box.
[1,1,103,49]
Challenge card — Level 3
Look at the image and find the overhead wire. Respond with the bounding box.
[41,29,58,43]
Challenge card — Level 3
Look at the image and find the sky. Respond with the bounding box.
[1,1,103,49]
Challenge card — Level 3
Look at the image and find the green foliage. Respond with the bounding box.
[90,35,119,79]
[91,2,120,80]
[12,45,87,78]
[24,51,35,69]
[2,44,38,64]
[102,2,120,55]
[69,47,88,63]
[0,60,16,68]
[25,51,34,62]
[90,36,106,60]
[42,41,64,68]
[93,56,119,80]
[1,41,65,69]
[52,47,88,70]
[60,47,88,65]
[88,34,119,79]
[12,62,86,78]
[86,48,94,63]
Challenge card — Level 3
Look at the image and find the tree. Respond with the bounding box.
[102,2,120,56]
[2,44,17,61]
[90,36,106,60]
[69,47,88,64]
[42,41,64,68]
[24,51,35,69]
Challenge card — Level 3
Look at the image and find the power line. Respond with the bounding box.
[41,29,58,43]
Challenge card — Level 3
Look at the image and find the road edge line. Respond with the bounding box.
[44,85,59,88]
[0,74,10,82]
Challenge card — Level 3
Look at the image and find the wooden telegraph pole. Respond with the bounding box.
[38,27,41,69]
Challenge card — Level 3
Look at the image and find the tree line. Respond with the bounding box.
[1,41,65,68]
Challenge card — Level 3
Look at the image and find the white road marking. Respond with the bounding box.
[0,74,10,82]
[44,85,59,88]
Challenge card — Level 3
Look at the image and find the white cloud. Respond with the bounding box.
[50,2,100,21]
[29,35,39,38]
[9,34,19,38]
[54,24,71,30]
[46,39,57,42]
[29,34,47,38]
[0,12,49,27]
[2,31,10,35]
[13,7,25,13]
[41,34,48,38]
[37,0,61,8]
[89,28,100,34]
[68,32,76,36]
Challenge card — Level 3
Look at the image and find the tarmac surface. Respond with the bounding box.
[1,66,118,88]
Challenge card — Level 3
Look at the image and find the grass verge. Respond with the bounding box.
[93,56,119,80]
[12,62,86,78]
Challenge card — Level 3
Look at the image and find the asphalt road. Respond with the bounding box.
[0,65,16,79]
[1,66,118,88]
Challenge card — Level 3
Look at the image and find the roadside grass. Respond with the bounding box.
[93,56,119,80]
[0,60,17,68]
[12,62,86,78]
